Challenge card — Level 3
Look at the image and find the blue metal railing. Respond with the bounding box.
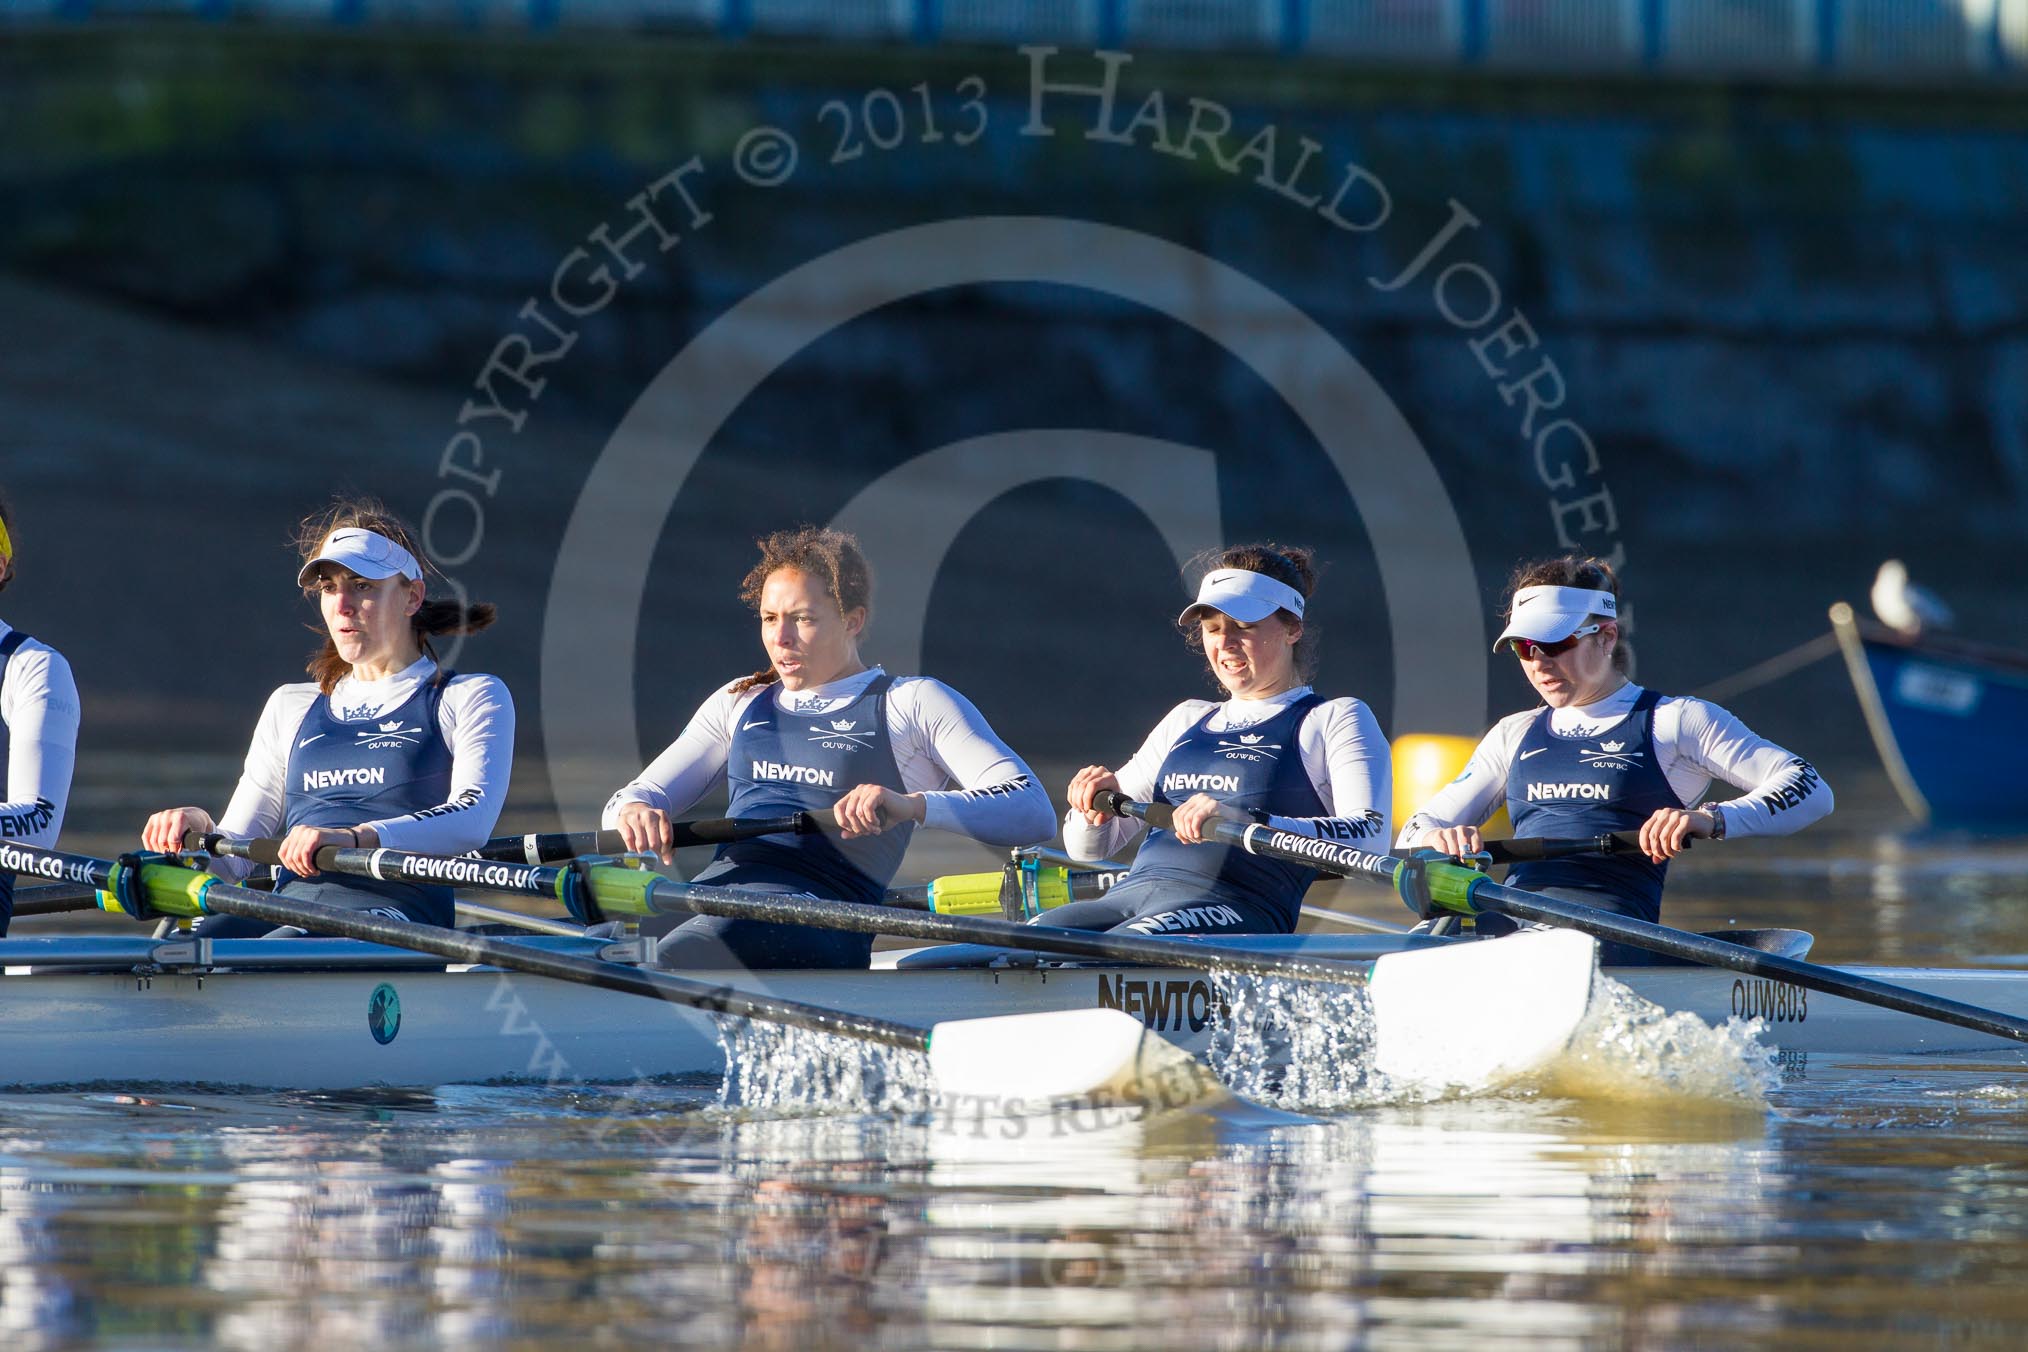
[2,0,2019,79]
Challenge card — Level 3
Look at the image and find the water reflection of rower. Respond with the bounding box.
[1059,546,1391,938]
[141,500,513,936]
[0,489,80,937]
[1400,554,1833,962]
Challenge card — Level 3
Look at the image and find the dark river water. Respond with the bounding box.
[5,814,2028,1348]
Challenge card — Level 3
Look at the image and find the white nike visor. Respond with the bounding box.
[298,527,423,588]
[1493,585,1617,652]
[1178,567,1306,626]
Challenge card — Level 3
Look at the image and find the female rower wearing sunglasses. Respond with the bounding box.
[1399,554,1832,959]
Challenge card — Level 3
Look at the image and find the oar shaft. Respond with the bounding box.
[1467,877,2028,1045]
[1093,792,2028,1048]
[637,882,1366,982]
[1,838,928,1051]
[198,834,1372,985]
[199,832,576,904]
[9,883,102,917]
[1101,794,1643,866]
[473,812,822,864]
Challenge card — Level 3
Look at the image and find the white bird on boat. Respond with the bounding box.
[1871,559,1954,637]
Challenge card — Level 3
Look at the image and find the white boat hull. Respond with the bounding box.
[2,936,2024,1089]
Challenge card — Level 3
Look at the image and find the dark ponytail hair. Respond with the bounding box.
[730,526,875,695]
[295,497,497,694]
[1505,553,1628,673]
[1180,543,1321,684]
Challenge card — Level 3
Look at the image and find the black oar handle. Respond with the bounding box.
[1483,831,1665,863]
[185,814,825,871]
[473,812,827,864]
[1095,789,1170,827]
[475,829,626,863]
[1092,794,1655,865]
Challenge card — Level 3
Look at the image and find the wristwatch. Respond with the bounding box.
[1704,805,1727,841]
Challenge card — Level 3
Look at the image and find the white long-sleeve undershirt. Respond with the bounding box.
[215,657,515,858]
[1396,683,1833,847]
[1062,687,1392,862]
[603,666,1056,848]
[0,620,79,849]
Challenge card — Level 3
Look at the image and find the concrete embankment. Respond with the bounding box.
[3,27,2022,840]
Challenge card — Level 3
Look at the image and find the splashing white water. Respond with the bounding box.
[1208,972,1400,1113]
[1539,973,1779,1106]
[712,1019,934,1116]
[1207,968,1777,1114]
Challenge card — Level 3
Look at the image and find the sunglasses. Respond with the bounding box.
[1509,623,1604,660]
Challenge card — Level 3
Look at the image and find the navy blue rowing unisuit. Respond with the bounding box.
[0,630,27,933]
[656,674,912,970]
[1047,693,1326,937]
[1504,686,1683,935]
[195,672,458,937]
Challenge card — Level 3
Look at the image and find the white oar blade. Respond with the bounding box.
[928,1007,1226,1112]
[1368,928,1599,1097]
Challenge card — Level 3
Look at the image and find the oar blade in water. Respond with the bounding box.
[927,1007,1226,1112]
[1367,928,1600,1097]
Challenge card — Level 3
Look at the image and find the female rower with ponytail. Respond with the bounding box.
[141,499,514,935]
[0,488,82,936]
[1060,545,1392,937]
[605,526,1055,970]
[1399,553,1833,961]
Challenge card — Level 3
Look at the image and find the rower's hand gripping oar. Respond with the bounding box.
[473,811,833,865]
[1093,790,2028,1049]
[0,836,1227,1112]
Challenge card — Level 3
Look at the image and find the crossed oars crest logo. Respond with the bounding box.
[808,717,876,751]
[1215,733,1280,762]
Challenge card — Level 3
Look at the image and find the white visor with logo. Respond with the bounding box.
[297,527,422,587]
[1177,568,1306,626]
[1493,585,1617,652]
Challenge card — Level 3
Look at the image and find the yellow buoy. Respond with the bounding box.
[1391,733,1510,841]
